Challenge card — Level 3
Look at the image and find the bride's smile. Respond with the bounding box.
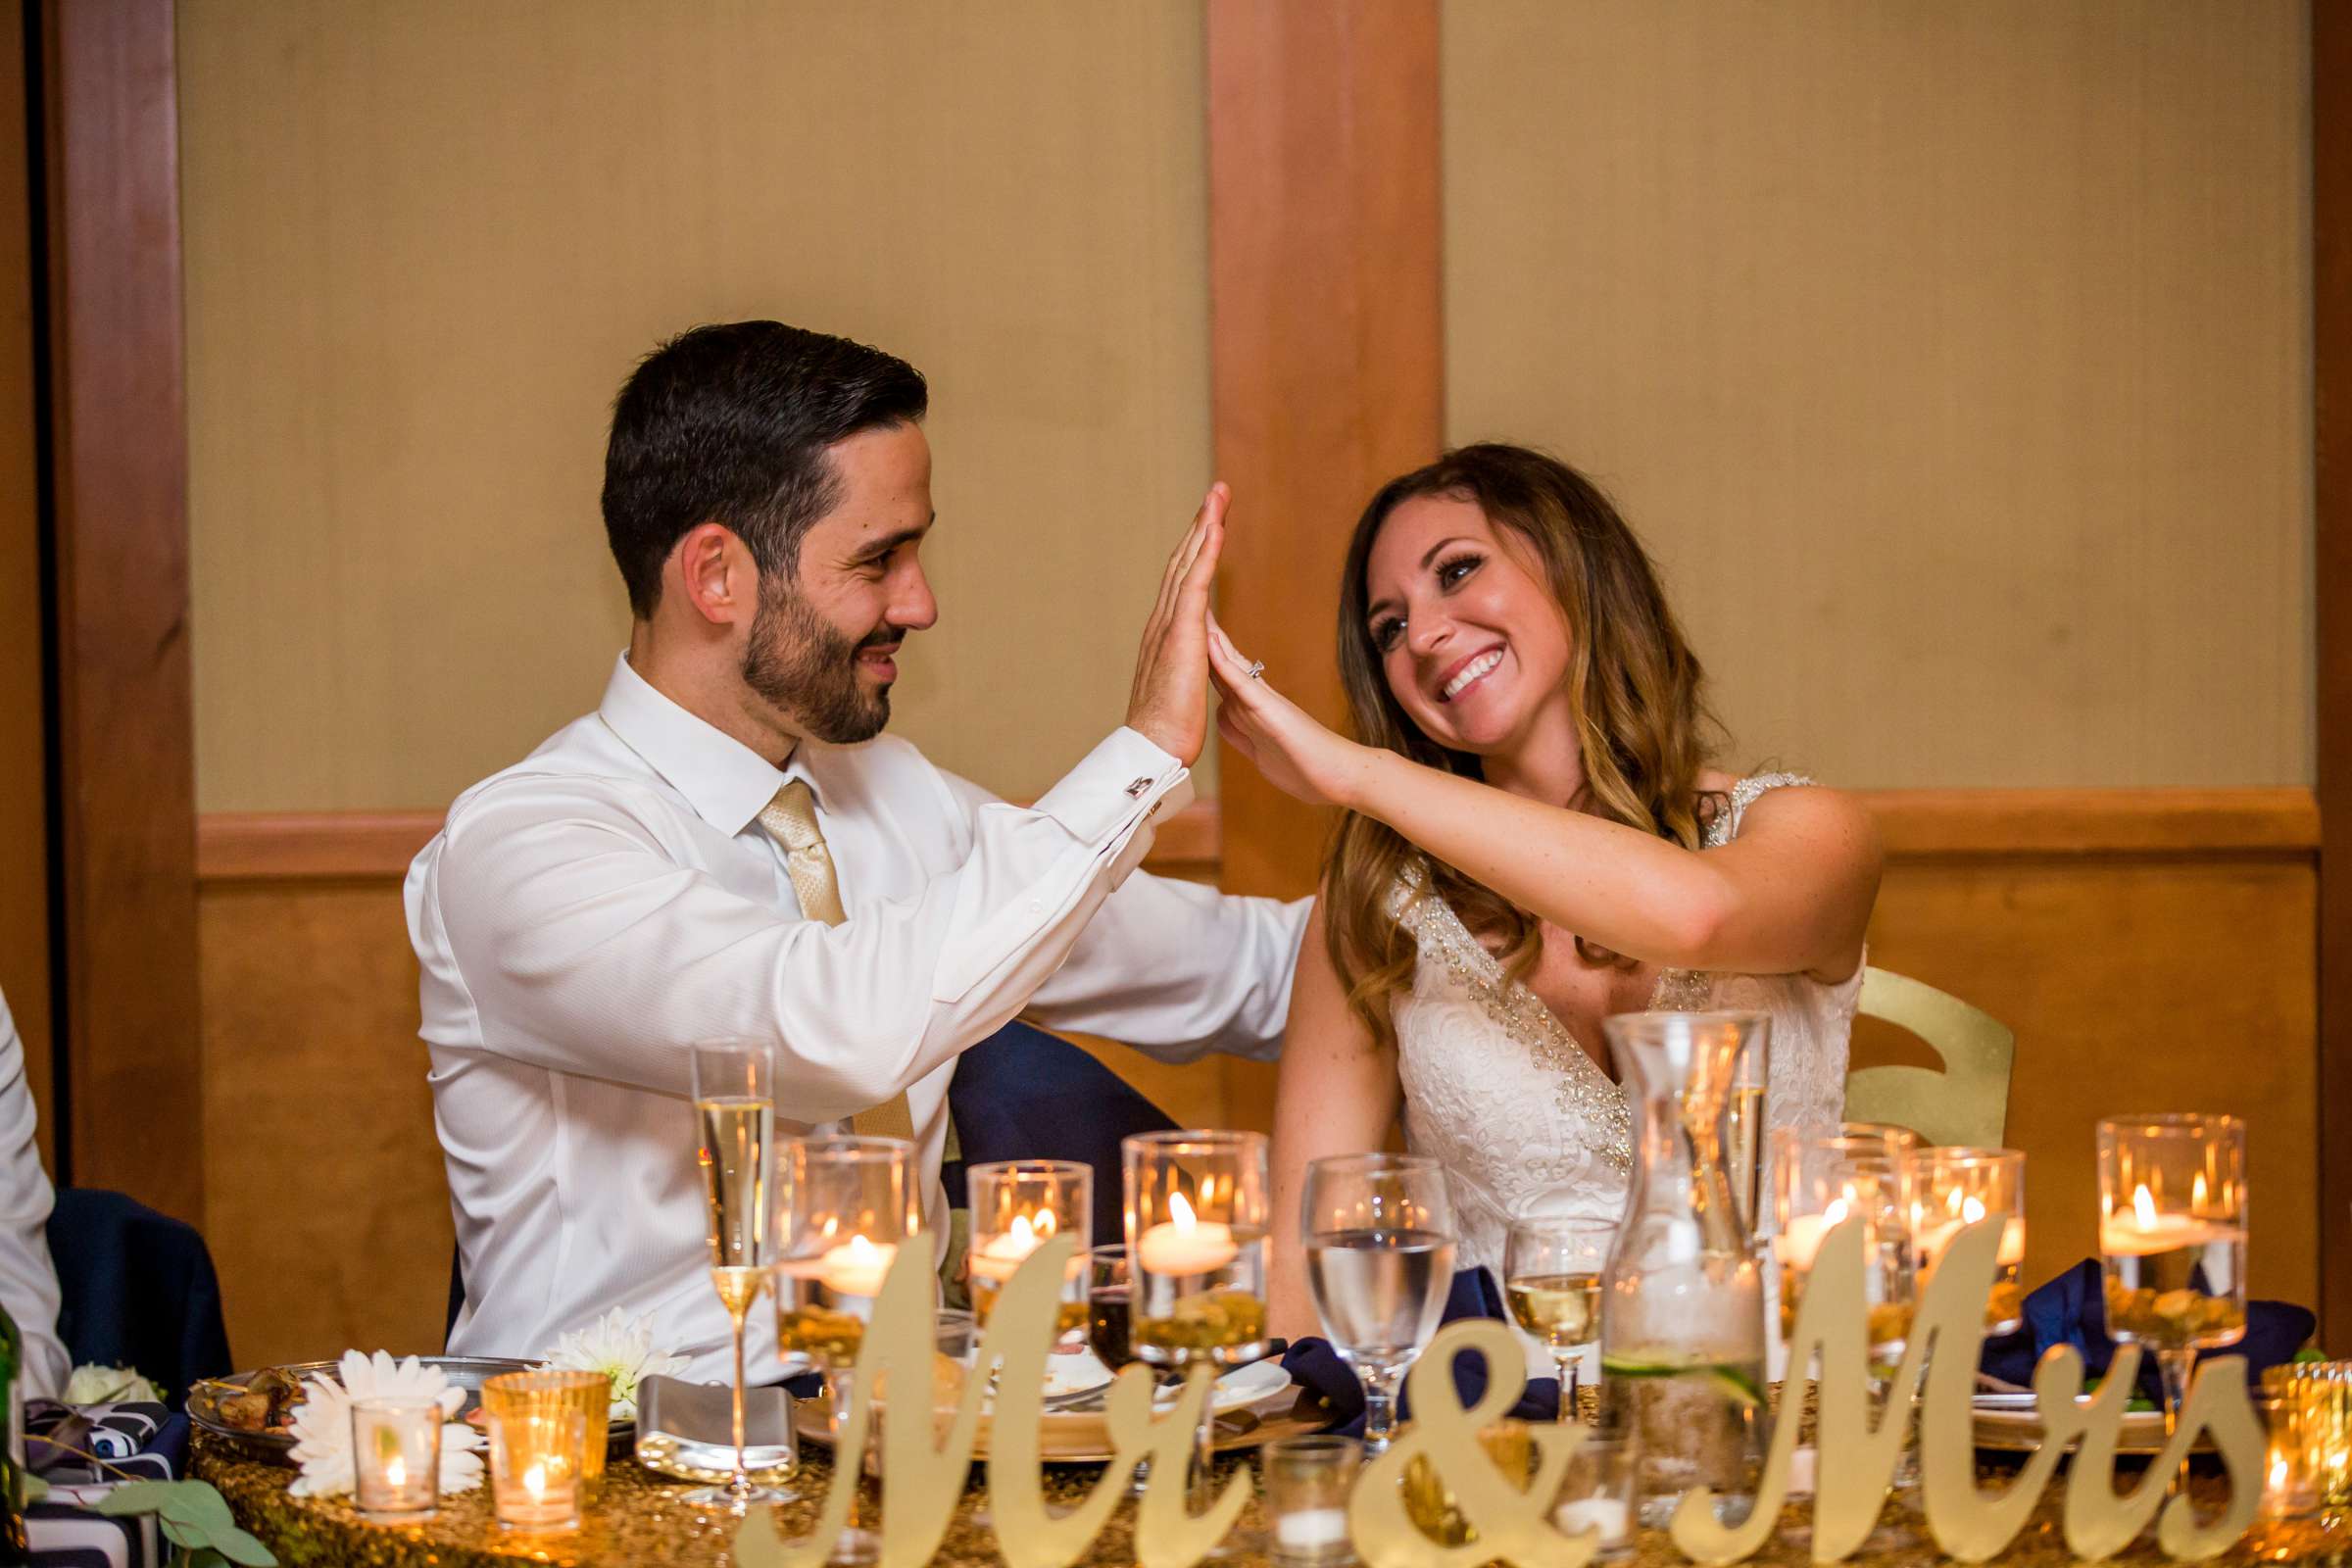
[1362,493,1576,763]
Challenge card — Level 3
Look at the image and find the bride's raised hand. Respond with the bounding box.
[1206,614,1376,809]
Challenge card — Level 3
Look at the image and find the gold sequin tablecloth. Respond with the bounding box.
[192,1433,2350,1568]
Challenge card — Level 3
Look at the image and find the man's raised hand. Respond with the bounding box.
[1124,483,1228,765]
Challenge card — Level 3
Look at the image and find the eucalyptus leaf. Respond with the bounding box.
[157,1482,236,1531]
[182,1549,230,1568]
[92,1479,182,1515]
[159,1514,202,1548]
[210,1522,279,1566]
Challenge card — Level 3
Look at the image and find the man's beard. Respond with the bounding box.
[741,580,896,745]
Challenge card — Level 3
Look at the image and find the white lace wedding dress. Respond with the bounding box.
[1384,774,1862,1373]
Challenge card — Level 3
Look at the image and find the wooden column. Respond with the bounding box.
[43,0,201,1219]
[1205,0,1443,1127]
[2316,0,2352,1357]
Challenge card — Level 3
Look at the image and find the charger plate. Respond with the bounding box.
[792,1358,1320,1462]
[189,1357,637,1464]
[1972,1391,2214,1456]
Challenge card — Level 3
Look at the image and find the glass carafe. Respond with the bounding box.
[1598,1011,1767,1527]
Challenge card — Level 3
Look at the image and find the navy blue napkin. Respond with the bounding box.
[1979,1259,2316,1400]
[1281,1265,1560,1436]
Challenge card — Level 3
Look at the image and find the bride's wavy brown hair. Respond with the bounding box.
[1325,443,1722,1051]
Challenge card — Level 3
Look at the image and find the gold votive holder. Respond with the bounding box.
[483,1369,610,1496]
[2272,1361,2352,1511]
[350,1396,441,1523]
[486,1405,585,1533]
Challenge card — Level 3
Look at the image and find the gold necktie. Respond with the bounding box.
[757,778,913,1142]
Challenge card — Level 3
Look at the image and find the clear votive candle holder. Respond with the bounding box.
[1262,1434,1360,1566]
[1551,1434,1638,1559]
[483,1369,610,1496]
[350,1396,441,1523]
[487,1406,586,1533]
[2275,1360,2352,1511]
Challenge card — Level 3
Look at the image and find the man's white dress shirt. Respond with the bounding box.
[0,989,68,1398]
[408,655,1305,1381]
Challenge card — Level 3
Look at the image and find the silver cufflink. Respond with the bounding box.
[1124,776,1152,799]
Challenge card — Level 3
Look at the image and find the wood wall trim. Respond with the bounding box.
[195,788,2314,885]
[1861,787,2319,858]
[45,0,200,1218]
[2314,0,2352,1359]
[1205,0,1443,906]
[196,801,1227,883]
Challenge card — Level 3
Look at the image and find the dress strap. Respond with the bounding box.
[1707,772,1818,848]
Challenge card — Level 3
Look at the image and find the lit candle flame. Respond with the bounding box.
[1962,1196,1987,1225]
[1823,1196,1850,1226]
[1035,1209,1056,1239]
[384,1456,407,1489]
[2132,1184,2158,1229]
[1945,1187,1965,1217]
[1169,1190,1198,1230]
[523,1460,547,1502]
[2192,1171,2209,1211]
[846,1233,881,1266]
[1009,1213,1036,1248]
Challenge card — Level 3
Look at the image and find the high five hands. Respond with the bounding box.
[1127,482,1372,805]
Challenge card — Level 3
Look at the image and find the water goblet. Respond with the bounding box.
[1301,1152,1455,1453]
[772,1134,919,1568]
[685,1040,779,1509]
[1502,1209,1612,1423]
[2098,1113,2248,1494]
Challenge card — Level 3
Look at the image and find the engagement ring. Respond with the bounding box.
[1243,660,1265,681]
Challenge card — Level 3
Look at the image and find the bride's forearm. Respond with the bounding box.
[1341,750,1738,966]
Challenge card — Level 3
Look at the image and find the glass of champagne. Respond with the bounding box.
[967,1159,1092,1345]
[1124,1130,1269,1556]
[772,1135,919,1568]
[2098,1114,2248,1494]
[1721,1014,1773,1237]
[1301,1152,1455,1453]
[1503,1210,1613,1423]
[686,1041,779,1509]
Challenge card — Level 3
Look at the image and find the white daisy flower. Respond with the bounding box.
[540,1308,689,1421]
[287,1350,484,1498]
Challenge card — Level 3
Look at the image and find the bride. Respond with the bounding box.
[1206,444,1883,1356]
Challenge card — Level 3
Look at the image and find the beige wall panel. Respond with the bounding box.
[180,0,1208,814]
[1442,1,2311,788]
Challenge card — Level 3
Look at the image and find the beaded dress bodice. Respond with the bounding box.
[1386,774,1862,1296]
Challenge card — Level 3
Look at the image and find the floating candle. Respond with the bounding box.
[1774,1198,1849,1271]
[1273,1506,1351,1550]
[1136,1192,1238,1277]
[1917,1199,2027,1272]
[817,1233,897,1297]
[1552,1496,1630,1544]
[2100,1184,2229,1256]
[970,1211,1050,1285]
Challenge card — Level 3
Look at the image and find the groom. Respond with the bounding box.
[406,321,1306,1381]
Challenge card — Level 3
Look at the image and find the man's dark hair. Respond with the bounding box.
[601,321,928,617]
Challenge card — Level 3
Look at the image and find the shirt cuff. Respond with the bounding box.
[1032,726,1192,846]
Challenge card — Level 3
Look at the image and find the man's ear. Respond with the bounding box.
[668,522,756,627]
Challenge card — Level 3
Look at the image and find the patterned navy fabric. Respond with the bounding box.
[1280,1264,1561,1435]
[1979,1258,2316,1399]
[946,1020,1180,1246]
[47,1191,232,1411]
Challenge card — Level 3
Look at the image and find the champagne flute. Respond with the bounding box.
[1502,1211,1613,1422]
[1125,1130,1269,1560]
[1721,1014,1773,1237]
[773,1135,919,1568]
[2098,1114,2247,1495]
[1301,1152,1455,1452]
[685,1041,779,1509]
